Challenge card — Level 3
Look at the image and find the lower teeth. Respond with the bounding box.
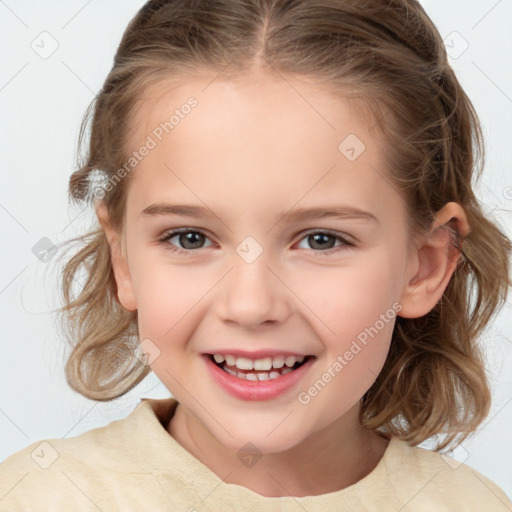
[222,365,294,381]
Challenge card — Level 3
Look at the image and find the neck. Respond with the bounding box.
[167,402,390,498]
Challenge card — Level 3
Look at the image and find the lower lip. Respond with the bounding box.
[203,355,315,401]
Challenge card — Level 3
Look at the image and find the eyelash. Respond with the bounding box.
[157,228,355,256]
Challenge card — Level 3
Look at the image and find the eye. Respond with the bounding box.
[296,230,354,255]
[158,229,214,254]
[158,228,354,256]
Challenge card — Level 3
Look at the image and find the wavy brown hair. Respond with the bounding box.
[57,0,511,451]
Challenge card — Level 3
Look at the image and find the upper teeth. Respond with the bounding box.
[213,354,305,371]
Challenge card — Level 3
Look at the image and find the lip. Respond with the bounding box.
[203,354,315,401]
[203,350,309,359]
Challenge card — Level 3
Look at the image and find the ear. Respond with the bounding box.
[398,202,469,318]
[95,201,137,312]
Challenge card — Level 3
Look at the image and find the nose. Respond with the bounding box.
[215,250,292,330]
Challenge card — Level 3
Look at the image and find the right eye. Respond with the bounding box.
[158,228,215,254]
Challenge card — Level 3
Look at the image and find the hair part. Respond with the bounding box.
[58,0,511,451]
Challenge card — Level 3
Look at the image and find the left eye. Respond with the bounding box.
[158,229,353,255]
[296,231,351,252]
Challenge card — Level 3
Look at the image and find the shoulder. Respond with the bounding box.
[0,435,105,510]
[0,399,172,510]
[0,407,134,475]
[384,438,512,511]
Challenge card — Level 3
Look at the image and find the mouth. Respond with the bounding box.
[206,353,314,381]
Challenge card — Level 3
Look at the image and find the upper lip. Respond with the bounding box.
[203,350,313,359]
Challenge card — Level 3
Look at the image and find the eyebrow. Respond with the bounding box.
[141,203,378,223]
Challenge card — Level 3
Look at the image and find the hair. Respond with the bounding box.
[57,0,511,451]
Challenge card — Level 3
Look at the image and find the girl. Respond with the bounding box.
[1,0,511,510]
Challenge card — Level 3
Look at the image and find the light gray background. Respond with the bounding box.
[1,0,511,501]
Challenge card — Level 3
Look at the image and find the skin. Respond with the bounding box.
[96,69,468,498]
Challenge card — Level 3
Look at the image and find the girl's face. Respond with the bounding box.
[110,72,419,453]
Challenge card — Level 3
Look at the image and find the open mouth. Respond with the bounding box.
[207,353,314,381]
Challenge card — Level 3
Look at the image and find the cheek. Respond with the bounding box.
[128,248,185,336]
[291,253,402,401]
[292,250,403,338]
[130,254,217,357]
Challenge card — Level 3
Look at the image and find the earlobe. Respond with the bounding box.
[95,201,137,312]
[398,202,469,319]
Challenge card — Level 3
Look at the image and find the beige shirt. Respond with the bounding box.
[1,397,510,511]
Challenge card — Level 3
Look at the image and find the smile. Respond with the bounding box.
[209,353,311,381]
[203,347,317,400]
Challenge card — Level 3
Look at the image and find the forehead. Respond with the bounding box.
[127,70,377,157]
[123,71,402,224]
